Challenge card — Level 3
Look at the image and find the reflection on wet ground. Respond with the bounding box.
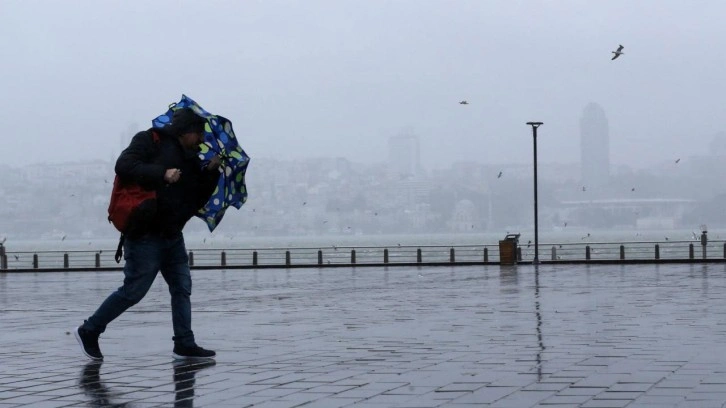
[2,264,726,407]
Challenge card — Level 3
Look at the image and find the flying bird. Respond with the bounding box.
[611,44,624,60]
[675,158,681,163]
[497,171,503,178]
[631,187,635,192]
[459,100,469,105]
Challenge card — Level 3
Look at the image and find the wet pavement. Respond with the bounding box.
[1,263,726,407]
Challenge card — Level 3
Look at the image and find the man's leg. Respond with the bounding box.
[82,236,162,334]
[160,234,195,347]
[161,234,215,359]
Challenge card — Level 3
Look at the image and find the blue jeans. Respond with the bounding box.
[83,233,196,347]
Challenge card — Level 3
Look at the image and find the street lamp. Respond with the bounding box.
[526,122,543,264]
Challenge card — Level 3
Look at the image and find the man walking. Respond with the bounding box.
[75,108,220,360]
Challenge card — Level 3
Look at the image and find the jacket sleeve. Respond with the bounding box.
[115,131,166,189]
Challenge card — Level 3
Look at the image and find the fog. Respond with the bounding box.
[2,1,726,242]
[2,1,725,168]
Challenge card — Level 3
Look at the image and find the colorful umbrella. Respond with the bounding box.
[152,95,250,232]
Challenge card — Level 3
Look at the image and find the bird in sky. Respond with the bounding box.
[497,171,503,178]
[459,100,469,105]
[631,187,635,192]
[675,158,681,163]
[582,186,586,192]
[611,44,624,60]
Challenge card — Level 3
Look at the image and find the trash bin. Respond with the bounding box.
[499,233,520,265]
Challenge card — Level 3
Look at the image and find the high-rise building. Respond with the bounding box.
[388,130,421,178]
[580,103,610,187]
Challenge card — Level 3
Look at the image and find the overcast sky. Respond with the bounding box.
[1,0,724,169]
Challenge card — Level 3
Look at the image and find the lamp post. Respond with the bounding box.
[526,122,543,264]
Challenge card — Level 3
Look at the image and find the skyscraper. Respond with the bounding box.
[580,103,610,187]
[388,130,421,178]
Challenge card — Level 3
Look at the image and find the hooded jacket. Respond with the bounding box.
[115,128,218,238]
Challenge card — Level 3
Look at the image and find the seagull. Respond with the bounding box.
[61,235,67,241]
[675,158,681,163]
[459,100,469,105]
[14,255,19,260]
[497,171,503,178]
[611,44,624,60]
[631,187,635,192]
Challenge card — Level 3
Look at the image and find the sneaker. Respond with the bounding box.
[74,326,103,360]
[172,344,216,360]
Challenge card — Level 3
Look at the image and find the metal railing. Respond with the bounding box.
[0,240,724,272]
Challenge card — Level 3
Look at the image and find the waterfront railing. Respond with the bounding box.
[1,239,724,272]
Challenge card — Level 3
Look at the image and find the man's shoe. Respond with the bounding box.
[74,326,103,360]
[172,344,216,360]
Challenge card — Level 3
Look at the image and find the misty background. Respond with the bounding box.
[2,1,726,243]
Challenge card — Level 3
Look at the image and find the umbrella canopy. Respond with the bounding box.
[152,95,250,232]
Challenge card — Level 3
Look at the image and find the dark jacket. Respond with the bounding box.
[115,128,218,237]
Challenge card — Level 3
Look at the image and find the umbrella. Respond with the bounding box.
[152,95,250,232]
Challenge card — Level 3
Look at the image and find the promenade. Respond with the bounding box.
[1,263,726,407]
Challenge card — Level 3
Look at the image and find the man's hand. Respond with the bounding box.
[164,168,182,184]
[206,156,222,172]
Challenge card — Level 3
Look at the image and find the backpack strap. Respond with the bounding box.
[114,234,125,263]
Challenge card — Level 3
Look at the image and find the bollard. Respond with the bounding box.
[551,246,557,261]
[252,251,258,266]
[317,250,323,265]
[483,247,488,262]
[285,251,291,266]
[351,249,356,264]
[383,249,388,264]
[95,253,100,268]
[221,251,226,267]
[449,248,455,263]
[689,243,694,259]
[188,251,194,266]
[33,254,38,269]
[417,248,422,263]
[619,245,625,260]
[655,244,660,260]
[585,245,591,260]
[64,253,69,268]
[0,244,5,270]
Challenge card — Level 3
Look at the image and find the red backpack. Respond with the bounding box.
[108,131,160,261]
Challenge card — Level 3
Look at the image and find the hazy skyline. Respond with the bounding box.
[2,1,725,169]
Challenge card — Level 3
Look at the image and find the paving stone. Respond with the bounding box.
[2,264,726,406]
